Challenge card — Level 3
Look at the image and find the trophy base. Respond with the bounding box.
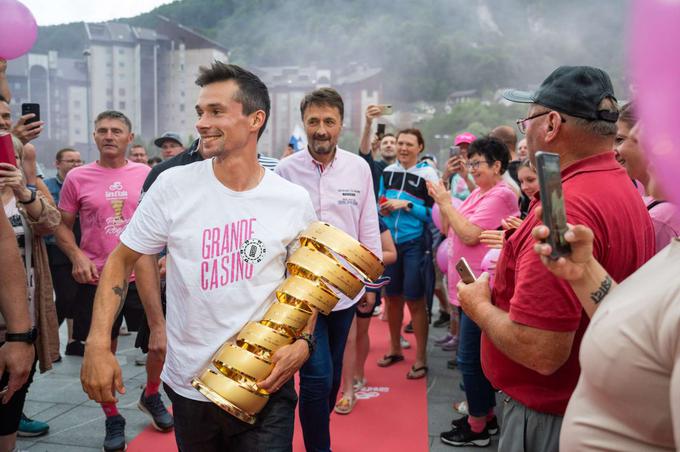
[191,377,257,425]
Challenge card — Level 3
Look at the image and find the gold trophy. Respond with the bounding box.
[191,221,384,424]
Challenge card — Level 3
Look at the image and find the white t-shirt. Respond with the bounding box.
[120,159,317,400]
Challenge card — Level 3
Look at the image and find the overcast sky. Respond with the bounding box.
[21,0,175,26]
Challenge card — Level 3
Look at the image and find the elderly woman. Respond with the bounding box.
[428,136,518,447]
[0,135,60,450]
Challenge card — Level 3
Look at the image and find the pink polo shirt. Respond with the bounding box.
[275,147,382,311]
[447,181,518,305]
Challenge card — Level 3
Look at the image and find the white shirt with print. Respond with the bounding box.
[120,159,317,401]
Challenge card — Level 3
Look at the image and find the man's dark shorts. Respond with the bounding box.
[73,282,144,342]
[0,346,37,435]
[164,378,297,452]
[384,237,426,301]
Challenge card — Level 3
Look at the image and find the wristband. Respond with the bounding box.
[18,186,37,204]
[6,327,38,344]
[296,332,316,356]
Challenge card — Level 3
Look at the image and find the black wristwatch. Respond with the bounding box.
[406,202,414,211]
[18,186,37,205]
[5,327,38,344]
[296,332,316,356]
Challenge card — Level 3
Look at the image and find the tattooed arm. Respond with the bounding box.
[80,243,143,403]
[531,218,617,318]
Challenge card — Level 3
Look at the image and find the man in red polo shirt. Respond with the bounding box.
[454,66,655,451]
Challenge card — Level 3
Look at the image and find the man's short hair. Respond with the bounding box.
[396,128,426,150]
[565,97,619,137]
[300,88,344,121]
[130,144,145,149]
[490,126,517,153]
[56,147,79,161]
[381,133,396,140]
[195,61,271,139]
[94,110,132,132]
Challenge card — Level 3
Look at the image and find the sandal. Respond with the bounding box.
[406,365,428,379]
[353,378,367,392]
[334,395,356,415]
[377,354,404,367]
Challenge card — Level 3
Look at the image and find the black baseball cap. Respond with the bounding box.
[503,66,619,122]
[154,132,183,148]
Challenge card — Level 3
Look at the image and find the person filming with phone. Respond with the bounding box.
[427,136,519,447]
[454,66,655,452]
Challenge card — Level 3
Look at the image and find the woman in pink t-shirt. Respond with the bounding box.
[616,102,680,252]
[428,136,518,447]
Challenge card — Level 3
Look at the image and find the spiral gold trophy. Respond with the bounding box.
[191,221,384,424]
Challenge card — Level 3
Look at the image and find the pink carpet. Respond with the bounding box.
[128,311,429,452]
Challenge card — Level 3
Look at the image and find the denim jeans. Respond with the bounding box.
[299,305,356,452]
[164,379,297,452]
[456,311,496,417]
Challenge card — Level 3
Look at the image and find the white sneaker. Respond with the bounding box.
[372,304,382,317]
[119,325,131,336]
[400,335,411,349]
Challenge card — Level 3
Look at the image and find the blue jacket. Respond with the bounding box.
[379,161,438,244]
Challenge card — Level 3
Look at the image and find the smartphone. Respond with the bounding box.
[0,133,17,167]
[378,104,393,116]
[21,103,41,125]
[376,123,386,139]
[449,146,461,158]
[535,151,571,260]
[455,257,477,284]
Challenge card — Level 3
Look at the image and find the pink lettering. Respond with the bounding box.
[220,255,230,286]
[210,227,220,259]
[201,229,211,259]
[209,259,219,290]
[200,261,209,290]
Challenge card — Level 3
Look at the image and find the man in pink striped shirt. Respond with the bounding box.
[275,87,381,452]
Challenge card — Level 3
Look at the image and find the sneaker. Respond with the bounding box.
[441,337,459,352]
[17,413,49,437]
[138,389,174,432]
[434,333,454,346]
[403,321,414,334]
[400,335,411,349]
[433,312,451,328]
[64,341,85,356]
[440,420,490,447]
[119,325,131,336]
[372,304,382,317]
[103,415,126,452]
[451,415,499,436]
[135,355,147,366]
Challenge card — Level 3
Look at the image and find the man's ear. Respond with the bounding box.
[544,112,563,142]
[251,110,266,132]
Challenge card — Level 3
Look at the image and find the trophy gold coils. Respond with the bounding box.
[191,221,384,424]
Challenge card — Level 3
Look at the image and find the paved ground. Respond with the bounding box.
[18,314,499,451]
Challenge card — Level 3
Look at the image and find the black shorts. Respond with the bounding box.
[355,291,380,319]
[0,346,37,435]
[47,244,80,323]
[73,282,144,342]
[134,286,167,353]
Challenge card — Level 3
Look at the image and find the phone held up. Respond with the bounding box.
[21,103,41,125]
[376,123,386,139]
[0,133,17,167]
[377,104,393,116]
[535,151,571,260]
[455,257,477,284]
[449,145,461,158]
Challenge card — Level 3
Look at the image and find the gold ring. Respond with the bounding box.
[287,246,364,299]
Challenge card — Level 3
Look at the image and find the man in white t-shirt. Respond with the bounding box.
[80,62,318,452]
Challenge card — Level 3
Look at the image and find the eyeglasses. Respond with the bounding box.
[516,111,567,134]
[59,159,83,164]
[466,160,490,170]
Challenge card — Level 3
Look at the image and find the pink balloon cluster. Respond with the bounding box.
[630,0,680,205]
[0,0,38,60]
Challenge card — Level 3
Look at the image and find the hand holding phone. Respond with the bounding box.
[376,123,386,139]
[535,151,571,260]
[449,146,461,158]
[456,257,477,284]
[0,133,17,167]
[21,103,41,125]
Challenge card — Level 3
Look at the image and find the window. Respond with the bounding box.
[179,104,185,112]
[118,48,124,55]
[119,88,126,96]
[119,61,125,68]
[106,88,112,96]
[118,101,126,110]
[74,100,81,108]
[75,128,81,135]
[106,101,113,109]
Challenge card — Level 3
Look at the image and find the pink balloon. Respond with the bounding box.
[630,0,680,205]
[0,0,38,60]
[432,203,442,230]
[436,238,450,273]
[431,198,463,231]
